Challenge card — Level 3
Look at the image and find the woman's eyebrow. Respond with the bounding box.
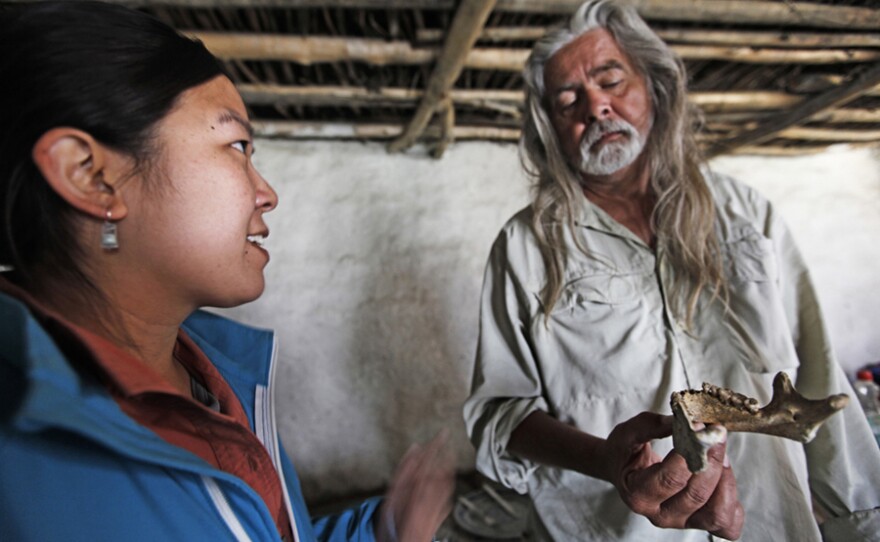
[217,110,254,139]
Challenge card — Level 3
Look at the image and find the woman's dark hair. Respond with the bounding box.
[0,1,224,287]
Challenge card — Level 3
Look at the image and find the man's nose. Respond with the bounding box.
[585,90,612,122]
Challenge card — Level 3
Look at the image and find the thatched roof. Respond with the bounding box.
[16,0,880,157]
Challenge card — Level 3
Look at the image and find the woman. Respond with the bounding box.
[0,2,452,541]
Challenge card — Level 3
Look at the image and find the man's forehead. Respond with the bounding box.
[544,28,632,88]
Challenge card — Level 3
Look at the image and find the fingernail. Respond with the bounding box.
[723,452,730,468]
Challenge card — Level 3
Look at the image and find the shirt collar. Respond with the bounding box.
[0,275,185,399]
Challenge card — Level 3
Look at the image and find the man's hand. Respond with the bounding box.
[376,431,455,542]
[604,412,744,540]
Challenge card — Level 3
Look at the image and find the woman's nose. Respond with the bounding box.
[254,170,278,212]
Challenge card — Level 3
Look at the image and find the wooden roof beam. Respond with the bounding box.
[193,33,880,69]
[254,121,520,141]
[707,62,880,157]
[418,27,880,50]
[238,84,814,114]
[497,0,880,30]
[253,121,880,154]
[14,0,875,30]
[386,0,497,157]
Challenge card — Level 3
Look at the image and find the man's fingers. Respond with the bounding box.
[686,458,743,540]
[616,413,674,447]
[660,435,728,518]
[624,449,691,510]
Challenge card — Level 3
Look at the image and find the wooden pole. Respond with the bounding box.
[5,0,459,8]
[656,29,880,49]
[236,83,812,116]
[706,62,880,157]
[813,109,880,124]
[791,74,880,96]
[705,108,880,125]
[417,26,549,43]
[497,0,880,30]
[193,32,880,69]
[419,26,880,50]
[191,33,433,65]
[9,0,879,29]
[237,83,525,108]
[252,121,879,154]
[387,0,498,155]
[690,91,802,112]
[253,121,520,141]
[672,45,880,65]
[774,127,880,142]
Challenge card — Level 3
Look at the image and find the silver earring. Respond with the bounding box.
[101,210,119,250]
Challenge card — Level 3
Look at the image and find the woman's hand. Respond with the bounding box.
[603,412,744,540]
[376,431,455,542]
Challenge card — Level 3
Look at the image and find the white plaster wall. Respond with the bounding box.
[219,141,880,502]
[221,141,530,501]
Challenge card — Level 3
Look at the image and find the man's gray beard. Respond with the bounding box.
[576,118,647,176]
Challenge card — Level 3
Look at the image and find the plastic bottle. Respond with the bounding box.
[853,370,880,448]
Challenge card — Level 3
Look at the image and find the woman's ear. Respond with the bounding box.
[31,128,129,220]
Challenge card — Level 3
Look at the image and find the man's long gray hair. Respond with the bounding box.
[521,0,725,324]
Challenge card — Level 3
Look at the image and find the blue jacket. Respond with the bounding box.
[0,291,381,541]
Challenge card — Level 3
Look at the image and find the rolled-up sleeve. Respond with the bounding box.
[763,197,880,539]
[463,228,548,494]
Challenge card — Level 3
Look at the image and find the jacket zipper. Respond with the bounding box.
[203,476,254,542]
[256,335,301,542]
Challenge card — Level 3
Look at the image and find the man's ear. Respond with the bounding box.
[31,128,129,220]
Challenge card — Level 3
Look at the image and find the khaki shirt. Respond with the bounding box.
[463,174,880,541]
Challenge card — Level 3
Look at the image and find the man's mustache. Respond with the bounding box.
[581,118,638,151]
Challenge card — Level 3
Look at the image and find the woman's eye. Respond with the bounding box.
[231,140,248,154]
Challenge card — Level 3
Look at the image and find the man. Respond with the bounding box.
[463,1,880,540]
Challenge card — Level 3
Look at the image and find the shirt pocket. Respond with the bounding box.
[721,230,798,374]
[724,230,778,284]
[538,272,666,402]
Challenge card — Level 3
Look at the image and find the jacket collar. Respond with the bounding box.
[0,290,275,474]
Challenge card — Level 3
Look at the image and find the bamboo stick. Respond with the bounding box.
[419,26,880,50]
[237,83,810,115]
[791,74,880,96]
[727,146,828,157]
[192,33,880,69]
[775,127,880,142]
[673,45,880,65]
[707,62,880,157]
[253,120,521,141]
[191,33,433,66]
[11,0,879,30]
[417,27,549,43]
[497,0,880,30]
[237,83,525,108]
[690,92,802,112]
[388,0,497,154]
[656,29,880,49]
[813,108,880,124]
[252,121,879,156]
[708,109,880,125]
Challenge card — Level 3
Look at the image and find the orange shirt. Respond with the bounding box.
[0,279,292,541]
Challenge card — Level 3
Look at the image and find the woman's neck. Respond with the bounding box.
[27,271,193,395]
